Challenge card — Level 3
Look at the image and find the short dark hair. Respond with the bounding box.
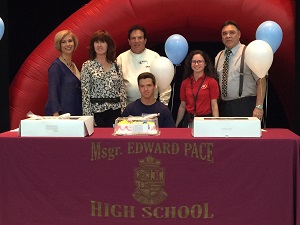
[128,25,147,39]
[221,20,241,31]
[183,50,217,79]
[137,72,156,86]
[89,30,116,62]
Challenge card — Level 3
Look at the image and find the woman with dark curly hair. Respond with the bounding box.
[176,50,219,128]
[81,30,127,127]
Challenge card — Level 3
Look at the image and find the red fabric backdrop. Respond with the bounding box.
[8,0,295,129]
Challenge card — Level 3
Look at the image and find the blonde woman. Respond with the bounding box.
[44,30,82,116]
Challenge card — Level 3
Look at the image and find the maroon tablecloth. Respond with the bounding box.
[0,128,299,225]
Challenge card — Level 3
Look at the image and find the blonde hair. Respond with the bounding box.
[54,30,78,52]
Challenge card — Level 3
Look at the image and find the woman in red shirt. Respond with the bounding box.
[176,50,220,127]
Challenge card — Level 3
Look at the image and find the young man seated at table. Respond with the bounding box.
[122,72,176,128]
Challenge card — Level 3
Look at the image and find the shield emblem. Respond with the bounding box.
[133,155,167,205]
[135,168,165,197]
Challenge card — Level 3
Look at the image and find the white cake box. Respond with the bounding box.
[192,117,261,137]
[19,116,94,137]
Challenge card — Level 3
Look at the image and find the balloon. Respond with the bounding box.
[165,34,188,65]
[256,21,283,53]
[0,17,4,40]
[245,40,273,78]
[150,57,175,89]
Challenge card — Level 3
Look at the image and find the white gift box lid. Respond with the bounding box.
[19,116,94,137]
[192,117,261,137]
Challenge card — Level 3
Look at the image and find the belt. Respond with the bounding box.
[222,96,256,103]
[90,97,120,104]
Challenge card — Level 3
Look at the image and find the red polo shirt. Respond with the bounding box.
[180,74,219,115]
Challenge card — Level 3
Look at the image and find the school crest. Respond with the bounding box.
[133,155,167,205]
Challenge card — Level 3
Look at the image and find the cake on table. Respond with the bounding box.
[113,115,159,135]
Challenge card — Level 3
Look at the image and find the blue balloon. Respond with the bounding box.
[165,34,188,65]
[0,17,4,40]
[256,21,283,53]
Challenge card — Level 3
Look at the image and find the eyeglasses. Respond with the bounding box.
[191,60,205,64]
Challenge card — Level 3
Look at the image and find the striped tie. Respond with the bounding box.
[222,49,232,97]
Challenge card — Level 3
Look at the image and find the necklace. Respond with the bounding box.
[59,56,80,79]
[60,56,73,69]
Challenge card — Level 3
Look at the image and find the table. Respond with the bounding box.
[0,128,299,225]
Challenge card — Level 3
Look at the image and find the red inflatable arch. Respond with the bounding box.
[9,0,295,129]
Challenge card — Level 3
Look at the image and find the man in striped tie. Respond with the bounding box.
[215,20,266,121]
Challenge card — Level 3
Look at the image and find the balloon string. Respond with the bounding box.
[262,75,268,129]
[260,78,263,98]
[170,65,178,113]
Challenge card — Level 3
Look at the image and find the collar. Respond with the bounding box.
[140,98,157,106]
[191,73,206,82]
[130,48,147,57]
[225,42,241,56]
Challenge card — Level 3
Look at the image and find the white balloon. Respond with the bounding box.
[150,57,174,89]
[245,40,273,78]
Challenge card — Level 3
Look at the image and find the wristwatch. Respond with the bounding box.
[255,105,263,109]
